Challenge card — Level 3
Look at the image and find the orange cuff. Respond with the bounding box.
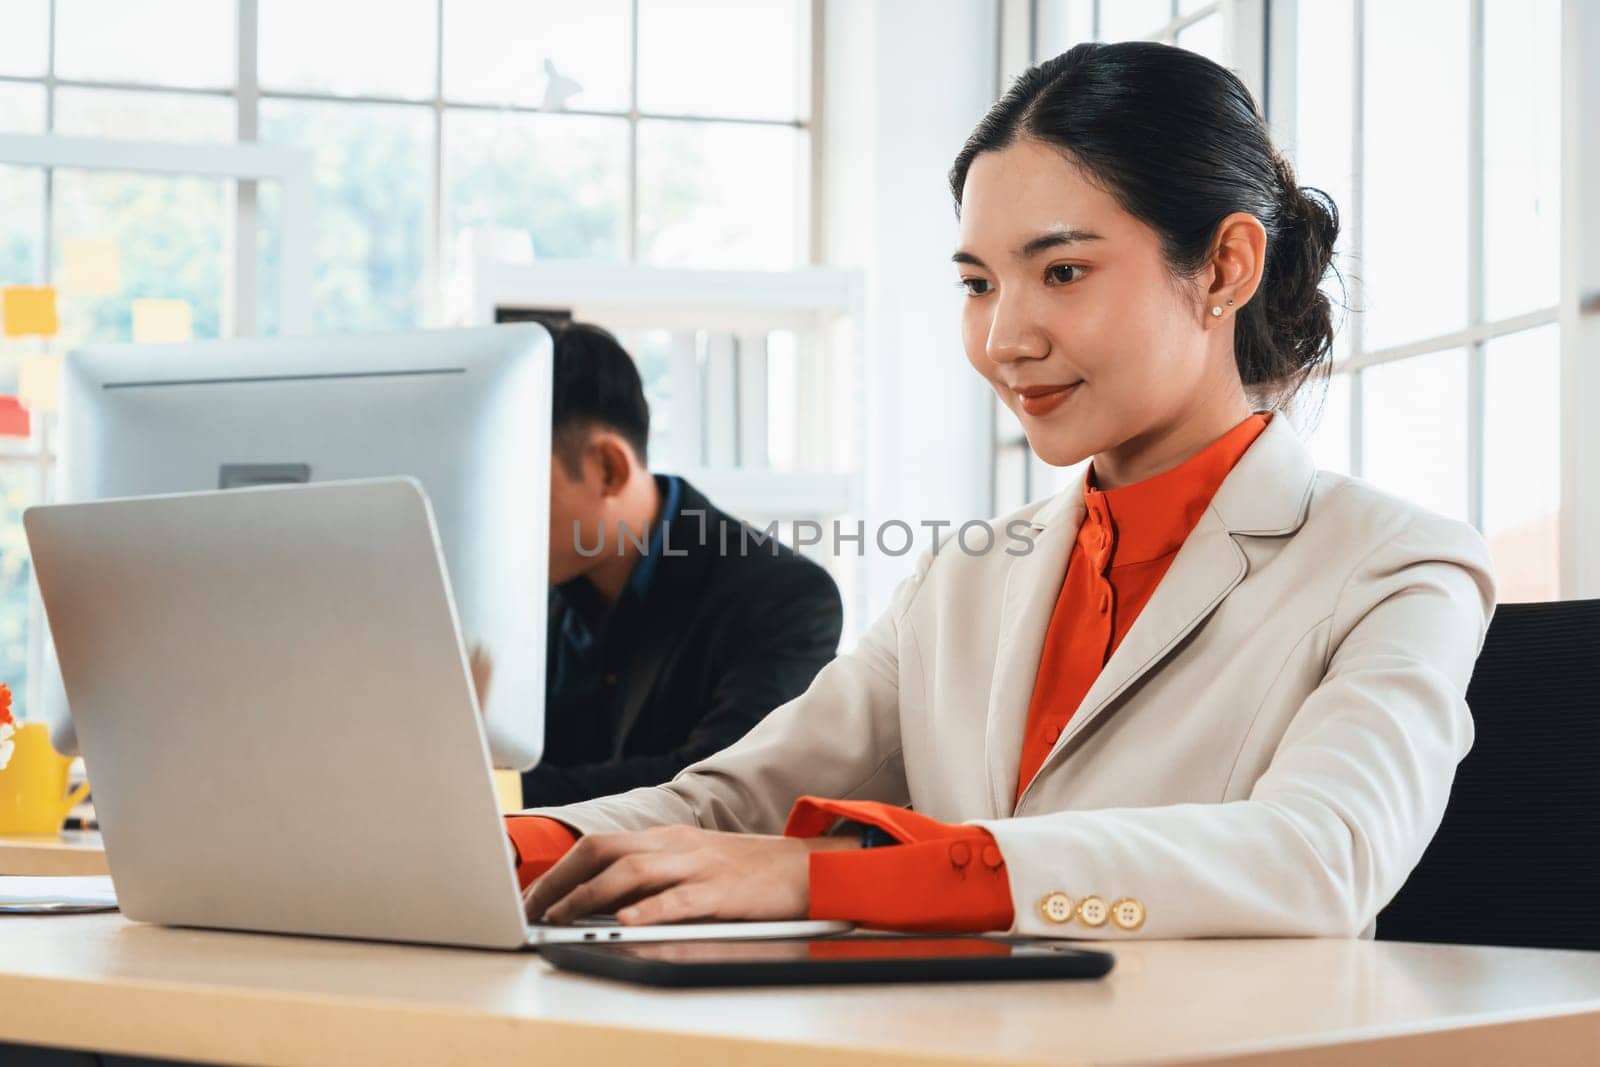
[784,796,990,843]
[784,796,1015,934]
[503,816,580,890]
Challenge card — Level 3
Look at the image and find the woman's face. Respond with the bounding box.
[955,138,1245,484]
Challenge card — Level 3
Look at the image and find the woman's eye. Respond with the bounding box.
[1047,264,1084,285]
[959,277,992,296]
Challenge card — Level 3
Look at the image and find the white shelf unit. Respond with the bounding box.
[460,259,869,644]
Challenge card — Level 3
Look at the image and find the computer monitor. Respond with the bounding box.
[38,323,550,770]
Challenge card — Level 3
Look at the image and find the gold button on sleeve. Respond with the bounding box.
[1111,897,1146,931]
[1076,895,1109,927]
[1039,892,1075,925]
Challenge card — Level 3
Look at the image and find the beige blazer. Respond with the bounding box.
[521,410,1499,940]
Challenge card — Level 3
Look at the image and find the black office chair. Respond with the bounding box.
[1377,597,1600,950]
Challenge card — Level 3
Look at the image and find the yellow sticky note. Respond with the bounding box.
[492,769,523,813]
[60,240,123,296]
[131,299,193,344]
[2,286,60,338]
[19,353,63,413]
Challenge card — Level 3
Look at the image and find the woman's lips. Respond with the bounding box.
[1016,382,1081,416]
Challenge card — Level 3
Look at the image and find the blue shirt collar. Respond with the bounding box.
[623,473,683,602]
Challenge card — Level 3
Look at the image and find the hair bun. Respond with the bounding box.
[1261,176,1341,394]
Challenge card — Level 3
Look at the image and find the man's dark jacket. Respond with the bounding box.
[521,478,843,806]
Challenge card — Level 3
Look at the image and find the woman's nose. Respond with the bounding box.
[985,298,1049,364]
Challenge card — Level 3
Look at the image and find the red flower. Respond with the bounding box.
[0,682,12,727]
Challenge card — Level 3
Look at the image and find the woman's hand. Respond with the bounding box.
[523,824,859,926]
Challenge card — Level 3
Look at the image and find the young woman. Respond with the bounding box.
[507,41,1497,940]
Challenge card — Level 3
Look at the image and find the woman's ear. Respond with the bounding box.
[1206,211,1267,315]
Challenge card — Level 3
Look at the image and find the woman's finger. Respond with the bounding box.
[542,851,700,924]
[618,882,721,926]
[523,831,665,921]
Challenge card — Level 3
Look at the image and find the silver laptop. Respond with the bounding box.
[24,478,850,950]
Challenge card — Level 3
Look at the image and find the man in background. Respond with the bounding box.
[516,321,843,806]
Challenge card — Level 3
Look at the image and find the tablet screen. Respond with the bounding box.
[597,936,1075,965]
[541,934,1115,986]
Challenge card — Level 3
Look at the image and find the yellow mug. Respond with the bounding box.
[0,723,91,835]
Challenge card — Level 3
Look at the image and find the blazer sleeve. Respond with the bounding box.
[511,545,941,835]
[520,559,845,806]
[967,512,1498,940]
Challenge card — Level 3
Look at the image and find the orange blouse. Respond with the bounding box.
[508,411,1273,931]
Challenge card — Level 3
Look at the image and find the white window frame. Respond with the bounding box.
[1559,0,1600,598]
[0,133,314,334]
[1266,0,1585,599]
[0,0,819,329]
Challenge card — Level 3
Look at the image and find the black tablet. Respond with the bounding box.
[538,935,1114,987]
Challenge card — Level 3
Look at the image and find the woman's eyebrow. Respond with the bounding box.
[952,227,1105,268]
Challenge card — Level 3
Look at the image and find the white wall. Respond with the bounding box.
[820,0,1001,619]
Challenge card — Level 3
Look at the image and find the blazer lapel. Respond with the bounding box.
[1038,508,1248,773]
[982,485,1086,818]
[610,618,678,759]
[1006,410,1319,815]
[608,484,720,756]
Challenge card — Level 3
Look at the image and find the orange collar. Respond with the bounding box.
[1081,411,1272,567]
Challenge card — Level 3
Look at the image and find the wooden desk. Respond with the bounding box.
[0,831,108,876]
[1,914,1598,1066]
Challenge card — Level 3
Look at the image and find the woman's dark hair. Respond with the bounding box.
[949,41,1342,410]
[550,321,651,475]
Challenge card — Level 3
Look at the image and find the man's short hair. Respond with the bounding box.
[550,321,650,477]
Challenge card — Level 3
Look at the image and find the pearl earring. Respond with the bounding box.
[1211,306,1222,317]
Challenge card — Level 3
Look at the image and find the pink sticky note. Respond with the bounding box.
[0,396,32,438]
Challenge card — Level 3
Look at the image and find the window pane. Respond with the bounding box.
[260,101,431,332]
[1176,13,1224,63]
[637,0,808,121]
[1035,0,1093,59]
[0,464,40,719]
[1484,0,1560,321]
[1360,350,1468,521]
[52,169,229,345]
[1100,0,1170,41]
[0,166,44,286]
[443,110,627,274]
[1286,370,1351,474]
[1362,0,1468,351]
[638,120,805,270]
[55,0,235,89]
[611,328,679,465]
[0,82,47,134]
[1030,451,1085,504]
[0,0,49,77]
[1291,0,1354,368]
[1180,0,1218,13]
[256,180,284,337]
[444,0,631,111]
[260,0,435,99]
[995,441,1029,515]
[1483,324,1559,601]
[54,88,235,143]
